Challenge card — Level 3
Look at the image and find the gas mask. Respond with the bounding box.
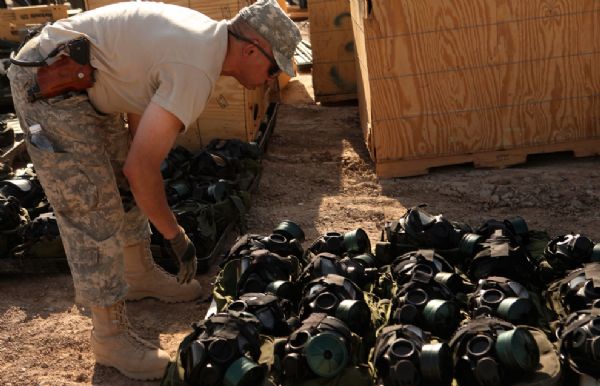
[299,274,371,335]
[302,252,378,289]
[308,228,371,256]
[391,279,461,338]
[451,318,540,386]
[542,234,600,281]
[226,226,304,264]
[469,276,532,324]
[227,293,294,336]
[182,311,266,386]
[272,219,305,244]
[385,206,470,250]
[237,249,298,302]
[475,216,529,246]
[374,324,452,386]
[558,310,600,378]
[564,269,600,313]
[281,313,353,382]
[467,230,536,284]
[391,249,469,294]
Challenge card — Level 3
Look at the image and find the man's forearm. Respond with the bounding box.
[126,166,179,240]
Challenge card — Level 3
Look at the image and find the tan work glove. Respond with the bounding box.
[165,226,197,284]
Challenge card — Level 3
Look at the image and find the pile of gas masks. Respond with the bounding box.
[181,311,267,386]
[278,313,355,383]
[151,141,263,273]
[373,324,453,386]
[450,318,540,386]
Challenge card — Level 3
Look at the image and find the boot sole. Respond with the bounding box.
[94,356,166,381]
[125,290,201,303]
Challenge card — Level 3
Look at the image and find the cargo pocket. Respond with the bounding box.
[26,137,100,213]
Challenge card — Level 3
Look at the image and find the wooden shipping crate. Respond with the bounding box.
[85,0,270,150]
[0,5,68,42]
[309,0,356,103]
[350,0,600,178]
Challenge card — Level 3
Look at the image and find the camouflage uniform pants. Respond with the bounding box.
[8,36,151,307]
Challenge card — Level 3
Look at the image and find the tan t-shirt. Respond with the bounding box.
[38,2,228,129]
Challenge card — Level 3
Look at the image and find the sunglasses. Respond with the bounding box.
[228,30,281,77]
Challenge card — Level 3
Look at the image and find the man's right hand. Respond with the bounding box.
[165,226,197,284]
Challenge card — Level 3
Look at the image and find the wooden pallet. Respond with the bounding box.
[376,138,600,178]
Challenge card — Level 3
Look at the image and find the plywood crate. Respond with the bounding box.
[0,5,68,42]
[309,0,356,103]
[350,0,600,178]
[85,0,270,150]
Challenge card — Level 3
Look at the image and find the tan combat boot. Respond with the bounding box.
[124,241,202,303]
[90,301,170,380]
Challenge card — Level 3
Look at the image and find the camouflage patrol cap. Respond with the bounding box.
[238,0,301,77]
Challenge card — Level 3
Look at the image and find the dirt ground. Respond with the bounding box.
[4,54,600,386]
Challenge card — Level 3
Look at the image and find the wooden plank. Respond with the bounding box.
[287,4,308,20]
[374,108,501,161]
[370,66,499,121]
[177,76,247,150]
[369,54,598,122]
[0,4,68,24]
[188,0,240,19]
[375,137,600,178]
[501,95,600,148]
[497,0,600,22]
[361,0,496,39]
[372,95,600,162]
[314,92,358,104]
[311,30,355,64]
[350,0,372,156]
[363,10,598,79]
[310,0,356,102]
[308,0,352,33]
[364,23,496,79]
[86,0,189,10]
[498,53,599,107]
[497,10,598,64]
[0,5,68,41]
[313,60,357,100]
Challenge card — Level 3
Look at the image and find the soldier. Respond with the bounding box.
[7,0,300,380]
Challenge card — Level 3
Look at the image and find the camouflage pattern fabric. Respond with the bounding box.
[8,36,150,306]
